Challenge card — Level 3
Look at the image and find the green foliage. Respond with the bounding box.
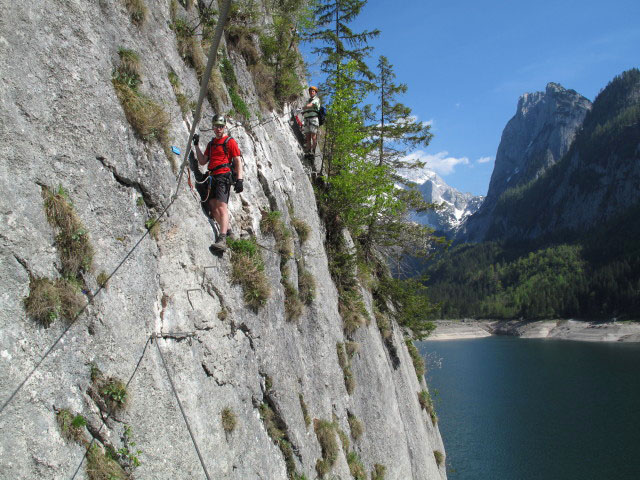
[167,71,192,116]
[228,237,271,310]
[434,450,444,467]
[260,210,293,257]
[418,390,437,424]
[145,217,161,240]
[405,339,425,380]
[102,379,128,409]
[425,235,640,319]
[97,271,109,288]
[57,409,87,444]
[220,57,251,119]
[117,425,142,473]
[310,0,380,82]
[221,407,237,433]
[259,0,311,105]
[375,274,437,339]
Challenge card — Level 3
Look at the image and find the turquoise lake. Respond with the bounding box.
[418,336,640,479]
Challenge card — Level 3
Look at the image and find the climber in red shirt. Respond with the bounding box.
[193,114,244,252]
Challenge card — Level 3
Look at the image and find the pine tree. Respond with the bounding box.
[308,0,379,82]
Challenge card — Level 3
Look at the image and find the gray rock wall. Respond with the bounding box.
[0,1,445,478]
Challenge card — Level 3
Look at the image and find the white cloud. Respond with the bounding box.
[404,150,470,176]
[477,156,492,164]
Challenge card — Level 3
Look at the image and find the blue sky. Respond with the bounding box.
[302,0,640,196]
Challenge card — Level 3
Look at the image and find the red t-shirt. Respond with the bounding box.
[204,136,241,174]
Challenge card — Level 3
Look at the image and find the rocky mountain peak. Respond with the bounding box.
[458,82,592,242]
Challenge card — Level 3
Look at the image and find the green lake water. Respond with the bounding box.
[418,336,640,480]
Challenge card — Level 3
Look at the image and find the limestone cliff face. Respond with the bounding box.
[0,1,445,479]
[459,82,591,242]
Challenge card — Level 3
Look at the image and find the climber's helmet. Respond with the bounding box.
[212,114,226,127]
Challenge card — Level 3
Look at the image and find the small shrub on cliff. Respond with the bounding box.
[228,238,270,310]
[260,210,293,257]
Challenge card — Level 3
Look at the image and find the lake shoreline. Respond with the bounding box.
[428,319,640,342]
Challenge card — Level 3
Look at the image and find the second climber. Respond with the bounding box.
[302,85,321,159]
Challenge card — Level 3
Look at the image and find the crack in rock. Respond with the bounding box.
[96,155,156,208]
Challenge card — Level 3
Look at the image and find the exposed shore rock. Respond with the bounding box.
[428,319,640,342]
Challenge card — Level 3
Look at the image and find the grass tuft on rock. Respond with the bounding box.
[418,390,437,425]
[434,449,444,467]
[260,210,293,257]
[371,463,386,480]
[292,217,310,243]
[283,277,303,322]
[347,412,363,441]
[314,419,339,478]
[123,0,148,26]
[43,185,94,277]
[24,276,84,327]
[347,451,367,480]
[221,407,237,433]
[297,261,316,305]
[299,393,311,428]
[228,237,270,311]
[56,409,88,444]
[87,443,128,480]
[112,49,172,168]
[336,343,355,395]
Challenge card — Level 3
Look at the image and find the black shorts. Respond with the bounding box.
[208,173,231,203]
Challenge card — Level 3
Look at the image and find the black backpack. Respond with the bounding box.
[318,105,326,126]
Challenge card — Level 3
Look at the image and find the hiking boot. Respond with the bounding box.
[210,234,227,252]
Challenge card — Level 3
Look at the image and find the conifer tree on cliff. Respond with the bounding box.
[308,0,379,83]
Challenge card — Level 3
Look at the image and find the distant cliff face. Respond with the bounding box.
[412,171,483,235]
[485,69,640,242]
[0,2,445,479]
[459,83,592,242]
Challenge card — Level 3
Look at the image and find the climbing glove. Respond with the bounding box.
[234,179,244,193]
[193,133,199,146]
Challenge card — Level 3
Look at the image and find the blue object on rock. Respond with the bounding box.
[171,146,181,155]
